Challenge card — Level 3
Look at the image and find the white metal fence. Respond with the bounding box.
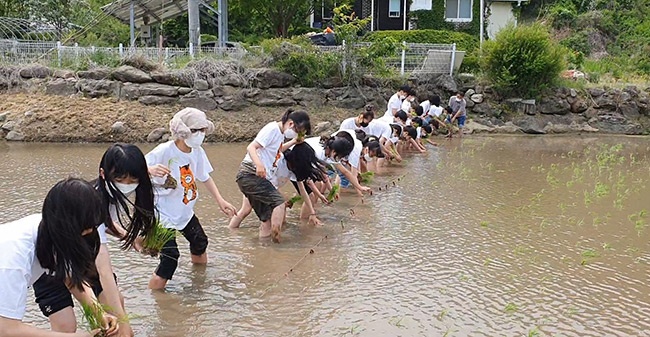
[0,40,464,76]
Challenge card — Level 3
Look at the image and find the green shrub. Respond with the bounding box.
[200,34,217,42]
[559,31,591,56]
[363,29,479,53]
[549,1,578,29]
[481,23,566,98]
[276,51,342,86]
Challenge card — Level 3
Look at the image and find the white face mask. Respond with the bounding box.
[408,97,415,102]
[284,128,298,139]
[455,97,463,102]
[114,182,138,196]
[363,153,372,162]
[390,136,399,144]
[105,181,138,197]
[185,131,205,149]
[399,95,406,100]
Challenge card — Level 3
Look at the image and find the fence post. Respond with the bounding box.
[119,43,124,58]
[449,43,457,76]
[189,43,194,59]
[341,40,347,76]
[74,43,79,63]
[165,47,170,61]
[56,41,62,67]
[400,41,406,76]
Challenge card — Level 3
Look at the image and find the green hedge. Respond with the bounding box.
[363,29,479,52]
[409,0,482,36]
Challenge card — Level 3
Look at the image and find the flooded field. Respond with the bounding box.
[0,136,649,337]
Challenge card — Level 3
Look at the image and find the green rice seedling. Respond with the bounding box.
[80,302,108,336]
[528,327,541,337]
[327,184,340,203]
[602,243,613,250]
[438,309,449,320]
[358,171,374,183]
[142,221,176,257]
[504,303,518,313]
[286,195,303,209]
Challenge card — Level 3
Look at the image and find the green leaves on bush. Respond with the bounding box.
[481,23,566,98]
[363,29,479,53]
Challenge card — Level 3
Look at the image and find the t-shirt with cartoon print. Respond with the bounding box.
[146,141,213,230]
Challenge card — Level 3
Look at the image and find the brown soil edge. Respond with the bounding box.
[0,93,356,143]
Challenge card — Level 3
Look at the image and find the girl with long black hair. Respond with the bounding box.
[0,178,118,337]
[32,144,156,337]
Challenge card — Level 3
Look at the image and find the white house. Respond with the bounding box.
[354,0,526,39]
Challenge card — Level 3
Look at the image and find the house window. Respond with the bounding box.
[445,0,472,22]
[389,0,401,18]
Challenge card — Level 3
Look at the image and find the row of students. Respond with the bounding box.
[0,94,448,336]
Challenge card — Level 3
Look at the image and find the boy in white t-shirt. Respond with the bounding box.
[146,108,237,290]
[383,84,411,119]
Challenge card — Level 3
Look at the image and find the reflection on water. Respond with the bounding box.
[1,136,649,337]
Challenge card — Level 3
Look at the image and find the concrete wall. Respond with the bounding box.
[487,2,516,39]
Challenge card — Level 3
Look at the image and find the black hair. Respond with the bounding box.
[284,143,328,182]
[37,178,105,291]
[399,84,411,93]
[362,135,385,158]
[354,129,367,141]
[457,91,465,97]
[321,135,354,160]
[395,110,408,123]
[95,143,156,250]
[390,123,403,137]
[444,106,454,114]
[408,89,417,97]
[412,116,424,127]
[422,125,433,134]
[404,125,418,139]
[414,106,424,116]
[281,109,312,135]
[430,95,441,106]
[361,109,375,120]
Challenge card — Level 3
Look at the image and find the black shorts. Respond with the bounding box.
[291,180,312,195]
[155,215,208,280]
[33,273,117,317]
[236,171,285,222]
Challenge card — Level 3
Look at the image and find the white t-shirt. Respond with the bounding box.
[333,129,362,170]
[420,100,431,116]
[269,155,295,188]
[0,214,46,320]
[146,141,213,230]
[416,127,422,139]
[304,137,327,161]
[429,106,444,118]
[368,120,393,140]
[401,100,413,113]
[384,93,402,119]
[243,122,284,182]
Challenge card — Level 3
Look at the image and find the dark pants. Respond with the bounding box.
[33,273,115,317]
[155,215,208,280]
[236,171,286,222]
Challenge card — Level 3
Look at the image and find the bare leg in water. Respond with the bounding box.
[229,195,252,229]
[270,203,286,243]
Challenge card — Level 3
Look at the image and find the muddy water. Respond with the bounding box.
[1,136,649,337]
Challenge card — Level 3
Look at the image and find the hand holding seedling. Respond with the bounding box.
[102,313,119,336]
[148,164,170,178]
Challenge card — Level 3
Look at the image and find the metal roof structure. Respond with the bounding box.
[101,0,188,27]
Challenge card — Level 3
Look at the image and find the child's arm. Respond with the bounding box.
[297,181,322,226]
[308,180,329,204]
[335,163,370,195]
[94,245,133,337]
[246,141,266,178]
[201,177,238,217]
[69,283,118,336]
